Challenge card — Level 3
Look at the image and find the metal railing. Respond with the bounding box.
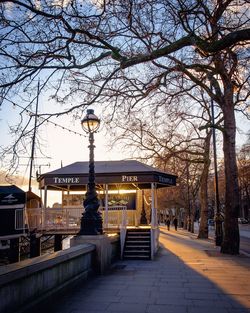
[26,206,136,231]
[27,205,159,260]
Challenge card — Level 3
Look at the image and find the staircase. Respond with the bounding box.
[123,228,151,260]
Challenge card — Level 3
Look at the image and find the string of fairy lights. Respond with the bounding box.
[9,100,86,138]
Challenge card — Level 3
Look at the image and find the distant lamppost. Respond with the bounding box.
[140,190,148,225]
[78,109,103,235]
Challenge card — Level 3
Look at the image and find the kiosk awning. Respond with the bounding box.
[38,160,177,191]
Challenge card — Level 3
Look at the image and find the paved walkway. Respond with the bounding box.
[30,227,250,313]
[187,222,250,240]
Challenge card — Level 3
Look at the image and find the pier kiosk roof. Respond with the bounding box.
[38,160,177,191]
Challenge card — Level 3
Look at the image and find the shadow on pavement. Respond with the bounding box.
[22,228,250,313]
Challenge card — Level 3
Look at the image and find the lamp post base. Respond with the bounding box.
[70,234,112,274]
[140,214,148,225]
[78,211,103,235]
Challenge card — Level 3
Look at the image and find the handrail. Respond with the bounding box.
[26,205,131,231]
[119,207,127,258]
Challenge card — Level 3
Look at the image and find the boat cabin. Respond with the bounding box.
[0,185,26,238]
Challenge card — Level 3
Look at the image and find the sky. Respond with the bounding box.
[0,94,129,169]
[0,98,131,204]
[0,91,249,205]
[0,0,249,207]
[0,109,127,164]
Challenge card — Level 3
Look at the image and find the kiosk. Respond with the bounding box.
[38,160,177,260]
[38,160,177,230]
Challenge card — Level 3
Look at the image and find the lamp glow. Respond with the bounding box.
[81,109,100,133]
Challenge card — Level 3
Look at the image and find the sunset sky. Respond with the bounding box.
[0,88,249,206]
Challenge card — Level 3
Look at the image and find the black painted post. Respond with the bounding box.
[78,131,103,235]
[54,234,63,251]
[30,233,41,258]
[9,237,20,263]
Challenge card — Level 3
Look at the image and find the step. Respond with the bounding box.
[127,235,150,239]
[127,232,150,235]
[123,255,150,259]
[124,247,150,251]
[125,247,150,251]
[126,240,150,243]
[124,252,150,256]
[126,240,150,244]
[127,228,151,231]
[124,246,150,250]
[125,243,150,246]
[127,231,150,235]
[125,248,150,252]
[125,245,150,248]
[124,254,150,258]
[126,236,150,241]
[127,234,150,238]
[123,229,151,261]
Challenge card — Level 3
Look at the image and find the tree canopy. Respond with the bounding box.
[0,0,250,254]
[0,0,249,115]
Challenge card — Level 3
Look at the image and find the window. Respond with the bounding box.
[15,209,24,230]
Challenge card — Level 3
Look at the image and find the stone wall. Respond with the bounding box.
[0,244,95,313]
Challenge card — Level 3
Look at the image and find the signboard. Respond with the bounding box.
[62,194,83,206]
[52,177,81,184]
[0,186,26,206]
[43,174,150,186]
[43,173,175,186]
[99,193,136,210]
[63,192,136,210]
[39,160,177,190]
[158,175,175,185]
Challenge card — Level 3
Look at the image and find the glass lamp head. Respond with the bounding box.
[81,109,100,133]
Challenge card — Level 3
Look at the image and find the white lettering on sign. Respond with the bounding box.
[122,175,138,182]
[2,194,18,203]
[53,177,80,184]
[158,176,173,184]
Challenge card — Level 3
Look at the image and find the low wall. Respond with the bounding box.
[109,234,120,261]
[0,243,95,313]
[70,233,120,274]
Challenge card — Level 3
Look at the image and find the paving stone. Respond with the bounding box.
[106,302,148,312]
[147,304,187,313]
[187,306,228,313]
[20,227,250,313]
[119,295,152,304]
[185,292,220,300]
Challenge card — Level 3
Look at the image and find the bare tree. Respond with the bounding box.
[0,1,249,253]
[107,100,213,237]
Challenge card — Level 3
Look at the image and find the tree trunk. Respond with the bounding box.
[183,211,188,229]
[190,199,196,233]
[198,132,211,239]
[221,100,240,254]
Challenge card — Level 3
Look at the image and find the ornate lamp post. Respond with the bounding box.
[78,109,103,235]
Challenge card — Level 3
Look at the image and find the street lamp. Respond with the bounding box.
[78,109,103,235]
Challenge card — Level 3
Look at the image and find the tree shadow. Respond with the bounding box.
[22,228,250,313]
[156,228,250,312]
